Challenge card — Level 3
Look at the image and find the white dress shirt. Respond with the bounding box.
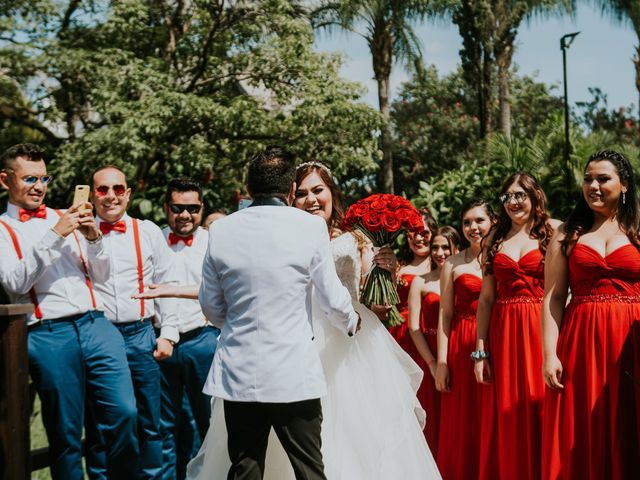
[94,213,179,342]
[162,226,208,334]
[0,203,108,324]
[199,205,358,403]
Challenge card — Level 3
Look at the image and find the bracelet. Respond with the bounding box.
[470,350,490,362]
[86,233,102,244]
[427,358,436,366]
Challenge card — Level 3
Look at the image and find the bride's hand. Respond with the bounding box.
[370,304,392,322]
[373,246,397,275]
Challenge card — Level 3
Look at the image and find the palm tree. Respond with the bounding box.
[591,1,640,121]
[312,1,447,193]
[453,0,574,139]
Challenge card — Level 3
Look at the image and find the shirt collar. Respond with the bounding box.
[6,202,49,220]
[96,212,130,226]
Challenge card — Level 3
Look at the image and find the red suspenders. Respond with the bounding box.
[53,209,97,310]
[131,218,145,318]
[0,212,98,318]
[0,219,44,319]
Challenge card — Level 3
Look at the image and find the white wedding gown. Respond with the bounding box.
[186,233,441,479]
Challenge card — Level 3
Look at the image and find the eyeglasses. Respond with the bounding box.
[95,184,127,197]
[168,203,202,214]
[499,192,528,204]
[22,175,53,185]
[3,168,53,185]
[409,230,431,239]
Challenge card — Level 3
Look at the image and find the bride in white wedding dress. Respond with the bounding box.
[185,162,441,480]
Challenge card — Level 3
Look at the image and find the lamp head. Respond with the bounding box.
[561,31,580,50]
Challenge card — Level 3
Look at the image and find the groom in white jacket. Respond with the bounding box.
[199,147,360,480]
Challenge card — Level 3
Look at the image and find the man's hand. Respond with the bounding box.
[76,202,101,241]
[52,205,83,238]
[154,338,174,360]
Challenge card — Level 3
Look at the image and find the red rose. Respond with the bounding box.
[369,198,387,211]
[386,197,402,210]
[381,213,401,232]
[362,212,382,232]
[394,208,411,223]
[406,213,425,232]
[350,202,370,219]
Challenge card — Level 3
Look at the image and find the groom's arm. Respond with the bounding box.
[199,232,227,328]
[310,225,359,336]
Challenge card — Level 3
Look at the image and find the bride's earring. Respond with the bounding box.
[623,191,626,205]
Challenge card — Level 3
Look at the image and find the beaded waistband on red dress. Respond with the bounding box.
[570,293,640,304]
[495,295,543,304]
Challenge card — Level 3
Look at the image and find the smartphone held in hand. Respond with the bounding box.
[72,185,90,208]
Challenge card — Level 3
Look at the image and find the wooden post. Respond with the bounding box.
[0,291,33,480]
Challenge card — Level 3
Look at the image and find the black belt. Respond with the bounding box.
[28,311,92,331]
[178,326,207,343]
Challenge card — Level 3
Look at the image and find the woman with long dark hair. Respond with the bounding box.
[435,199,496,479]
[474,172,559,480]
[541,150,640,479]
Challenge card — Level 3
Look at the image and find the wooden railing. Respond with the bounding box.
[0,298,33,480]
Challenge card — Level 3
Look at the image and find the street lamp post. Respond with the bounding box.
[561,31,580,195]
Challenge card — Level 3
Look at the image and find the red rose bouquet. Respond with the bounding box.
[342,194,425,326]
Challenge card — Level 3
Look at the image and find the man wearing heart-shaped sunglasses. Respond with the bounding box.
[86,165,180,479]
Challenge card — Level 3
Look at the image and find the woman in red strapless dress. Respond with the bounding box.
[407,227,462,454]
[389,210,437,348]
[474,173,559,480]
[542,150,640,480]
[435,199,496,479]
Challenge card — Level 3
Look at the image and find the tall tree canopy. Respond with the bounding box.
[451,0,573,138]
[312,0,449,193]
[0,0,381,220]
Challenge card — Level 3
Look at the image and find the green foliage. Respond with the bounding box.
[0,0,381,218]
[391,65,479,197]
[576,87,638,144]
[392,66,565,198]
[413,113,640,228]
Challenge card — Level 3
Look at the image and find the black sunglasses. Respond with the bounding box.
[168,203,202,214]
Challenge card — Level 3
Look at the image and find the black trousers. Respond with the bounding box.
[224,399,327,480]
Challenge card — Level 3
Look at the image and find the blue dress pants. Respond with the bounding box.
[86,318,162,480]
[27,311,139,480]
[159,325,219,480]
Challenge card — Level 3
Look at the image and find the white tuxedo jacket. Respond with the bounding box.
[199,203,358,402]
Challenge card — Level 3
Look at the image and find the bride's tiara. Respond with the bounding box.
[296,161,332,177]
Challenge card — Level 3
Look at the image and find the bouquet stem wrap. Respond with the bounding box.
[342,194,425,327]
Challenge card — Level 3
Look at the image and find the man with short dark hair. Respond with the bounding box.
[0,144,139,480]
[199,147,360,479]
[159,177,220,479]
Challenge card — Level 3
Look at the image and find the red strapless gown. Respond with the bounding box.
[479,250,545,480]
[437,273,484,480]
[388,273,416,353]
[419,291,441,455]
[542,243,640,480]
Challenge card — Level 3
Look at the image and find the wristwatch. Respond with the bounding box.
[470,350,490,362]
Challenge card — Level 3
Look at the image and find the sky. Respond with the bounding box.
[313,3,638,112]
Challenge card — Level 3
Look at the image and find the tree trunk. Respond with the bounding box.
[497,47,512,139]
[377,74,394,193]
[634,45,640,129]
[481,50,494,137]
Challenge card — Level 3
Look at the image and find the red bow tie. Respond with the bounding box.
[100,220,127,235]
[168,233,193,247]
[19,204,47,222]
